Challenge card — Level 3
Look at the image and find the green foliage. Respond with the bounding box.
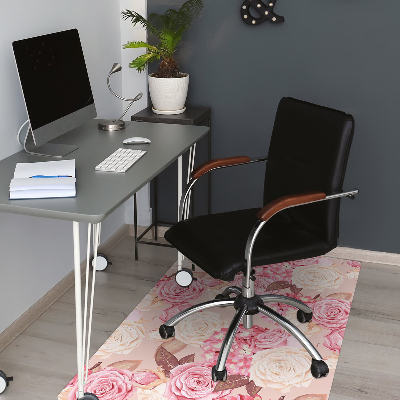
[122,0,203,75]
[128,52,161,73]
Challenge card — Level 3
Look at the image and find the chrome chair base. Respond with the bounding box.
[160,286,329,382]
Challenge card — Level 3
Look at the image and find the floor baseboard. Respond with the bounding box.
[0,224,130,353]
[327,246,400,266]
[129,224,169,239]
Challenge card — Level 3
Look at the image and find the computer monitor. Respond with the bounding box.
[13,29,96,157]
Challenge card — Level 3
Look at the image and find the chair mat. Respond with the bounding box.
[58,256,361,400]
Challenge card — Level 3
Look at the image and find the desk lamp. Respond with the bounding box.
[98,63,143,131]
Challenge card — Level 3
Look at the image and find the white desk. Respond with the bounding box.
[0,119,208,399]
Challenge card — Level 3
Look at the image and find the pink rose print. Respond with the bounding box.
[220,396,261,400]
[132,370,159,386]
[252,326,290,349]
[346,260,361,269]
[157,278,204,304]
[202,325,289,376]
[291,257,321,267]
[200,277,223,287]
[66,362,101,387]
[164,362,231,400]
[254,262,295,282]
[160,303,190,322]
[126,309,142,322]
[68,368,135,400]
[312,298,351,330]
[323,327,345,353]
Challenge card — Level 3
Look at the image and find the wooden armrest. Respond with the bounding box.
[257,191,326,221]
[191,156,251,179]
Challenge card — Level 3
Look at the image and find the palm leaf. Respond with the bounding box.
[123,41,161,54]
[175,0,204,31]
[121,10,161,38]
[159,30,181,54]
[147,12,164,31]
[129,52,161,73]
[163,9,179,30]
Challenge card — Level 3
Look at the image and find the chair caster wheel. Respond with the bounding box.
[215,294,229,300]
[297,309,313,323]
[159,324,175,339]
[175,268,194,287]
[0,371,13,394]
[211,366,227,382]
[91,253,111,271]
[79,393,99,400]
[311,359,329,378]
[0,371,13,393]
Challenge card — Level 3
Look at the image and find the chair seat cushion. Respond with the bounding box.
[165,208,334,281]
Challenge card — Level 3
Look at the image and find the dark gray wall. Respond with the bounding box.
[148,0,400,253]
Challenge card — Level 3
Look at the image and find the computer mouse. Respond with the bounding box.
[123,137,151,144]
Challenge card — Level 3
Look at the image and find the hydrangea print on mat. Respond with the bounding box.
[58,257,360,400]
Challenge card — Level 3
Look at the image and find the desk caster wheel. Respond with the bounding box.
[91,253,111,271]
[297,309,313,323]
[79,393,99,400]
[311,359,329,378]
[175,268,195,287]
[0,371,13,394]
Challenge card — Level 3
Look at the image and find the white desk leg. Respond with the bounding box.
[73,221,84,398]
[73,221,101,400]
[177,155,183,271]
[177,145,197,272]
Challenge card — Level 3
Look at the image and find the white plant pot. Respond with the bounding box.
[148,73,189,114]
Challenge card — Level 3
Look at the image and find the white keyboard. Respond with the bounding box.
[95,148,146,173]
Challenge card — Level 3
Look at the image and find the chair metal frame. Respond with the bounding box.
[161,157,358,381]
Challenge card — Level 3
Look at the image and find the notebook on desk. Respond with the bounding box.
[9,159,76,199]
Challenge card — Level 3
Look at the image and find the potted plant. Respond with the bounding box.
[122,0,204,114]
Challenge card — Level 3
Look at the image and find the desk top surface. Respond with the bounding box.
[0,120,208,223]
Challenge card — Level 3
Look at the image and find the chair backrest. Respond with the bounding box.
[264,97,355,246]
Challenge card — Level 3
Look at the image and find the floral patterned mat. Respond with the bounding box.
[59,257,361,400]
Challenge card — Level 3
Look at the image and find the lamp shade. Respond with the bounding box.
[109,63,122,75]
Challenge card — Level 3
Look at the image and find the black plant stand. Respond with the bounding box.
[131,106,212,259]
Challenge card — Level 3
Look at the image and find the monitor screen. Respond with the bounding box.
[13,29,96,146]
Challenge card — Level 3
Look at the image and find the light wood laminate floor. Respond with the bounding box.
[0,235,399,400]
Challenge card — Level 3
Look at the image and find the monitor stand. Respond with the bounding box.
[23,126,78,158]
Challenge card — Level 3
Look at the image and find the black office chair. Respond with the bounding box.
[159,97,358,382]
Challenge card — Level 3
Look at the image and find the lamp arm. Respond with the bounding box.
[107,74,125,101]
[116,92,143,121]
[107,73,143,121]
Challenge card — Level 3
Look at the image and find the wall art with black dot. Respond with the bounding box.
[241,0,284,25]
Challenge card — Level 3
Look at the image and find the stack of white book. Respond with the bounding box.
[9,159,76,200]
